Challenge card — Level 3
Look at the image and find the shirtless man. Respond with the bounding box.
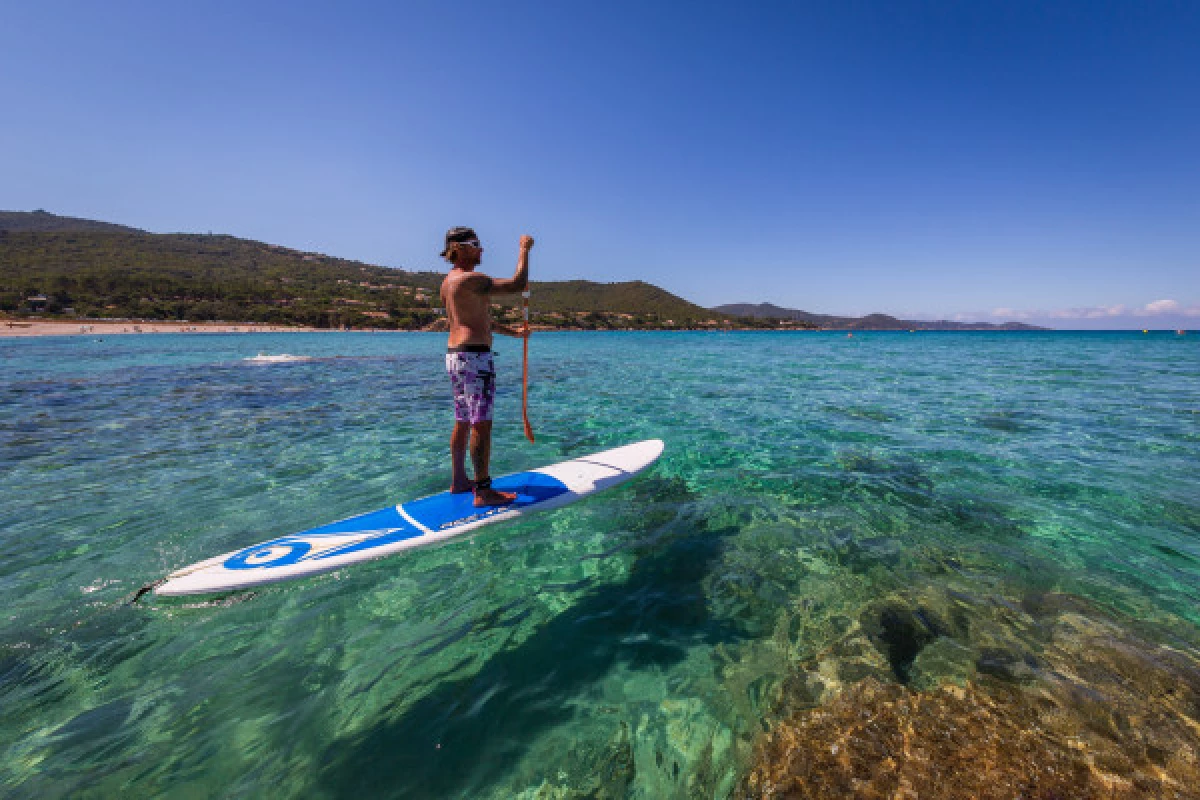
[439,226,533,507]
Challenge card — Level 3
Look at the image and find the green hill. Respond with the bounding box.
[0,212,739,330]
[495,280,713,322]
[0,209,141,234]
[0,228,443,328]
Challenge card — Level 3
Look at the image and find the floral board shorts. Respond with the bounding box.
[445,350,496,424]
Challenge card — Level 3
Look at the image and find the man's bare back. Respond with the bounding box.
[439,228,533,507]
[441,269,497,348]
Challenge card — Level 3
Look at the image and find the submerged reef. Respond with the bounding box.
[741,591,1200,799]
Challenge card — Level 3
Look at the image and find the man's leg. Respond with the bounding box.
[450,420,472,493]
[470,420,516,506]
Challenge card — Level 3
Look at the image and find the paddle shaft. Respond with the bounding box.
[521,291,535,443]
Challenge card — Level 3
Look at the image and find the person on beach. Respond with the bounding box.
[440,226,533,507]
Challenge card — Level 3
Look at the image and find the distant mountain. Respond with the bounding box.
[713,302,1046,331]
[0,209,142,234]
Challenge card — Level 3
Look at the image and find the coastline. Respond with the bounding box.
[3,319,1188,338]
[0,319,322,337]
[0,320,815,337]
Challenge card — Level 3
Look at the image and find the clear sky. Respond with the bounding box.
[2,1,1197,328]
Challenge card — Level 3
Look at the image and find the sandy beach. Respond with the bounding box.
[0,319,322,337]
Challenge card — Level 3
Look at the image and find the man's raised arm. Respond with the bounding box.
[489,235,534,295]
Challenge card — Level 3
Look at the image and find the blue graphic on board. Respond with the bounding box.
[403,471,569,531]
[223,471,568,571]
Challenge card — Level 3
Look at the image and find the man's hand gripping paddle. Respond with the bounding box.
[521,290,535,443]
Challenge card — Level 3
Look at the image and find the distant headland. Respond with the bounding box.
[713,302,1045,331]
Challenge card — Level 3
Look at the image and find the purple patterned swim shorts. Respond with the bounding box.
[445,350,496,424]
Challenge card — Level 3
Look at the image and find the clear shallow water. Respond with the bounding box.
[1,331,1198,797]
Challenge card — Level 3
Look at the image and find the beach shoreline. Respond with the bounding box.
[1,319,327,337]
[0,319,789,336]
[4,319,1186,338]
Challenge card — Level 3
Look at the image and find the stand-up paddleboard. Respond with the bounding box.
[152,439,664,597]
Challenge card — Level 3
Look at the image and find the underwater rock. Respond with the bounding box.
[977,410,1041,433]
[825,633,892,687]
[742,678,1099,799]
[907,635,976,691]
[1019,590,1100,620]
[521,721,635,799]
[975,645,1040,683]
[741,595,1200,799]
[630,696,735,798]
[831,534,904,575]
[860,599,966,684]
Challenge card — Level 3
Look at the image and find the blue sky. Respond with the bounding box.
[2,1,1197,328]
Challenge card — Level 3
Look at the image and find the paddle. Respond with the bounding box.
[521,290,535,443]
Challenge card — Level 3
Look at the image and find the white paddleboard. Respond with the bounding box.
[154,439,664,597]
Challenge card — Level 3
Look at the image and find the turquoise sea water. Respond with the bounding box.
[2,331,1198,797]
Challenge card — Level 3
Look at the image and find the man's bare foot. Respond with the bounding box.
[450,479,475,494]
[474,487,517,507]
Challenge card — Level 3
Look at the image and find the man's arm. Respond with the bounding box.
[489,235,534,295]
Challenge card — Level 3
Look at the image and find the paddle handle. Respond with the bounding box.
[521,291,535,443]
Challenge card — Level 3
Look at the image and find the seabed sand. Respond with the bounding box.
[1,320,326,337]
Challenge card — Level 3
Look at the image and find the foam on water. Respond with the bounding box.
[1,331,1198,797]
[243,353,315,363]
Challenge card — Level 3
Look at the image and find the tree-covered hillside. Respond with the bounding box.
[0,229,445,329]
[0,209,141,234]
[0,214,763,329]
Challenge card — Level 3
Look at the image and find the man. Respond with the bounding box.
[439,226,533,507]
